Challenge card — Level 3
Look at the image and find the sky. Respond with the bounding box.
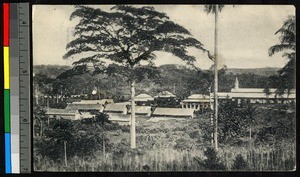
[32,5,295,69]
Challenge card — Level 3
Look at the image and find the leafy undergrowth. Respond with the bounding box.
[34,111,295,171]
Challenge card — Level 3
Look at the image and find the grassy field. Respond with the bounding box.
[34,107,296,172]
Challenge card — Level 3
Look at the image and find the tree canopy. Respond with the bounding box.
[269,15,295,95]
[64,5,209,73]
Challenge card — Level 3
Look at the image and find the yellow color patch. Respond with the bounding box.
[4,47,10,89]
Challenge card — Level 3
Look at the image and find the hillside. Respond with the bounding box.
[33,64,279,100]
[33,65,71,78]
[226,67,280,76]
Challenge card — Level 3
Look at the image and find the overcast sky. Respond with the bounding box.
[33,5,295,69]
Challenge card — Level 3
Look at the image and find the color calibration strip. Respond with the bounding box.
[3,3,30,173]
[3,2,12,174]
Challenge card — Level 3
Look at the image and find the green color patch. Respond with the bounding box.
[4,89,10,132]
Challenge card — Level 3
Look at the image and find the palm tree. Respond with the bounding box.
[204,5,225,151]
[269,15,296,95]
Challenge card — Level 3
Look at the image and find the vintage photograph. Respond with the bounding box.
[32,5,296,171]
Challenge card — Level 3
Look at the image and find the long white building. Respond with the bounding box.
[213,77,295,104]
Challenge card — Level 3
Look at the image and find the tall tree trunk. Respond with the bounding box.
[130,80,136,148]
[64,141,68,167]
[102,133,106,163]
[214,5,219,151]
[36,85,39,105]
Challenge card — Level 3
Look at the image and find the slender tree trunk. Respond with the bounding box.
[214,5,219,151]
[102,134,106,163]
[40,121,43,136]
[36,85,39,105]
[47,98,49,111]
[64,141,68,167]
[102,123,106,163]
[130,80,136,148]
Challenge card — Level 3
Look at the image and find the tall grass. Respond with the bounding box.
[34,143,295,172]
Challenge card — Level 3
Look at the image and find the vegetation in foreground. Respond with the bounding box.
[33,101,295,171]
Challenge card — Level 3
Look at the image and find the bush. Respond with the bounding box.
[34,114,115,161]
[194,147,226,170]
[189,130,200,139]
[232,154,248,170]
[120,125,130,133]
[112,138,129,160]
[284,157,296,171]
[174,138,191,150]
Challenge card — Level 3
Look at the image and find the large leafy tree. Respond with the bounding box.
[64,5,208,148]
[269,15,295,95]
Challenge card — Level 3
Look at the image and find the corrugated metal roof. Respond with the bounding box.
[73,99,114,105]
[153,108,194,117]
[46,108,77,115]
[65,103,103,110]
[217,92,296,99]
[104,103,128,112]
[231,88,296,94]
[231,88,276,93]
[188,94,210,99]
[107,113,130,121]
[182,94,211,103]
[181,99,211,103]
[155,91,176,98]
[128,106,152,114]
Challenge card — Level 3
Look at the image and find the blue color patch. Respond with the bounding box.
[5,133,11,173]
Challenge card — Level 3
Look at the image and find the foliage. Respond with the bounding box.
[194,147,225,170]
[204,5,225,14]
[154,97,180,108]
[232,154,248,170]
[33,64,276,104]
[64,5,207,78]
[255,105,295,144]
[269,15,296,94]
[218,99,257,145]
[174,138,191,150]
[34,113,113,161]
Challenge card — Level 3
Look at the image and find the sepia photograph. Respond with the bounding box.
[32,5,296,171]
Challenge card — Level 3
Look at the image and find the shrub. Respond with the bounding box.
[194,147,226,170]
[189,130,200,139]
[174,138,191,150]
[284,157,295,171]
[232,154,248,171]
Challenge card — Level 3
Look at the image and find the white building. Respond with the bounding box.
[214,77,296,104]
[181,94,211,111]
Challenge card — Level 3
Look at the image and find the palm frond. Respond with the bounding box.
[268,44,295,56]
[204,5,225,14]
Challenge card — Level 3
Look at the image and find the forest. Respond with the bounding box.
[33,64,281,107]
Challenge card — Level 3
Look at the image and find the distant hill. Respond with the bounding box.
[33,65,71,78]
[158,64,280,76]
[34,64,280,78]
[226,68,280,76]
